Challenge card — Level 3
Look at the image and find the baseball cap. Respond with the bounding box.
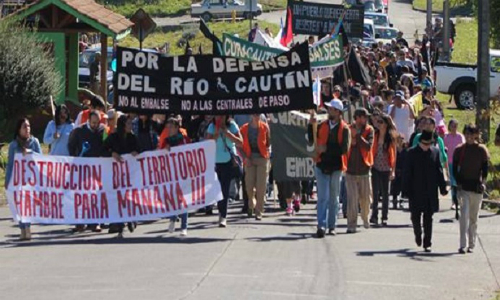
[395,90,405,98]
[324,99,344,111]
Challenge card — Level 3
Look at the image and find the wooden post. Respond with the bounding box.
[100,33,108,104]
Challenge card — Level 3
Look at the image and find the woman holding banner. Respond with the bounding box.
[207,115,243,227]
[103,115,139,238]
[240,114,271,220]
[5,118,42,241]
[43,105,75,156]
[160,117,191,236]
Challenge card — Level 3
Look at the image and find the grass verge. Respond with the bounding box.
[412,0,471,13]
[118,20,280,55]
[97,0,191,18]
[436,19,500,199]
[260,0,286,12]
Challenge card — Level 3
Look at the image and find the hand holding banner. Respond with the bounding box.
[114,43,314,114]
[6,141,222,224]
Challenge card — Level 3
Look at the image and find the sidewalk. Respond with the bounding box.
[0,197,498,300]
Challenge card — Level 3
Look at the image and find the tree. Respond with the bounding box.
[490,1,500,48]
[0,20,62,140]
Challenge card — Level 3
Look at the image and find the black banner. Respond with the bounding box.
[289,1,364,38]
[269,111,320,181]
[114,43,314,115]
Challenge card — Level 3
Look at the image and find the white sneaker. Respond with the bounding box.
[219,217,227,228]
[180,229,188,236]
[168,220,176,233]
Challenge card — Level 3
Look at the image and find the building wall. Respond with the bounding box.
[35,32,80,105]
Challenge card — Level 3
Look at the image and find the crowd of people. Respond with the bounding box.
[3,29,493,255]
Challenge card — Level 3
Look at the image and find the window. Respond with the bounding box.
[375,28,398,39]
[491,56,500,73]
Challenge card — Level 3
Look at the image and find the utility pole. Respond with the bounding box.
[426,0,432,37]
[249,0,253,31]
[441,0,450,62]
[476,0,490,142]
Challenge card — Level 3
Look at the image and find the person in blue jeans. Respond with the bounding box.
[207,115,243,228]
[308,100,351,238]
[5,118,42,241]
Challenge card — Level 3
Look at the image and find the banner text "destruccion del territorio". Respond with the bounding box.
[6,141,222,224]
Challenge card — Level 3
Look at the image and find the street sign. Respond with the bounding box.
[130,8,156,48]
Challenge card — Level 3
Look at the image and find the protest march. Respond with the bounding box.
[1,0,499,298]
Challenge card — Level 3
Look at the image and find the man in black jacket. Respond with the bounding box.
[68,111,106,232]
[385,52,400,90]
[68,111,106,158]
[403,130,448,252]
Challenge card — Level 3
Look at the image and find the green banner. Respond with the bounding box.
[222,33,344,69]
[222,33,283,61]
[309,36,344,68]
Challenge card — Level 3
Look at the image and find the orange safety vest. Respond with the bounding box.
[240,121,270,159]
[315,120,348,172]
[372,132,396,170]
[347,125,374,167]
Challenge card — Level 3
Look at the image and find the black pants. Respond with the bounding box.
[216,162,234,218]
[301,180,314,196]
[371,169,390,221]
[241,171,249,211]
[411,211,433,248]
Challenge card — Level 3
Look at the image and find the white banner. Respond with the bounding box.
[6,141,222,224]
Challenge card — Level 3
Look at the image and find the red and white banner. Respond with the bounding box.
[6,141,222,224]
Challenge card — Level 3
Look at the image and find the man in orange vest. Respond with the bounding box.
[345,108,374,234]
[312,99,351,238]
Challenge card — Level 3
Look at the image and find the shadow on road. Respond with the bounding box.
[479,213,500,219]
[0,236,231,248]
[246,232,314,242]
[356,248,457,261]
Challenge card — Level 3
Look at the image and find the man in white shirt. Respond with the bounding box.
[389,90,416,142]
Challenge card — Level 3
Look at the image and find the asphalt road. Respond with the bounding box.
[0,196,499,300]
[3,2,499,300]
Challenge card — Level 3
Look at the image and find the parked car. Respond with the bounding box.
[79,47,114,90]
[435,49,500,109]
[375,26,398,44]
[364,12,392,28]
[363,19,376,40]
[191,0,262,22]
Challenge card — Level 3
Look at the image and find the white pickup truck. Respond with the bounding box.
[191,0,262,22]
[435,49,500,109]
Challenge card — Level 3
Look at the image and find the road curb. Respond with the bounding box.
[411,4,441,14]
[483,199,500,211]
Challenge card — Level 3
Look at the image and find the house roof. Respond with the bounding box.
[9,0,133,39]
